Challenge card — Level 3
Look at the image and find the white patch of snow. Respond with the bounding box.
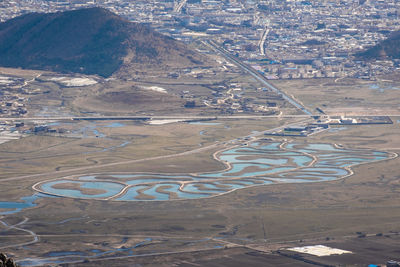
[149,119,184,125]
[142,86,167,94]
[48,77,97,87]
[287,245,352,257]
[48,77,66,81]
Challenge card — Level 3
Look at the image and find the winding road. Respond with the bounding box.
[0,217,39,249]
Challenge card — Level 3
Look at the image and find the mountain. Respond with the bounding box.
[356,31,400,60]
[0,7,203,77]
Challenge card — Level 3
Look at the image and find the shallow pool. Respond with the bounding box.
[40,180,124,199]
[115,185,148,201]
[188,121,221,126]
[0,195,40,215]
[35,141,392,201]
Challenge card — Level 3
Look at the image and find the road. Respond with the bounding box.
[204,40,313,116]
[174,0,187,13]
[2,113,399,122]
[0,217,39,249]
[258,27,269,56]
[22,74,39,87]
[0,114,315,122]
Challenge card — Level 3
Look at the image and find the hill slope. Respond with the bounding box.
[357,31,400,60]
[0,7,202,77]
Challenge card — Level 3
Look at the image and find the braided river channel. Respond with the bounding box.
[32,141,395,201]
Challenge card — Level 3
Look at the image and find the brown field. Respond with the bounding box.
[271,78,400,115]
[0,118,399,266]
[0,71,399,266]
[51,183,107,195]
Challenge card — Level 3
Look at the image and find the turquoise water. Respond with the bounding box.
[369,83,400,92]
[18,237,154,266]
[46,251,86,257]
[249,142,259,147]
[78,175,97,181]
[0,194,42,215]
[116,184,210,200]
[227,147,265,154]
[92,129,106,138]
[219,154,288,165]
[141,185,170,201]
[196,183,224,190]
[259,143,281,150]
[291,155,313,166]
[105,122,125,128]
[218,154,239,162]
[126,179,178,185]
[318,154,359,159]
[245,178,271,184]
[36,142,391,201]
[286,143,296,149]
[189,121,221,125]
[235,180,258,185]
[112,174,190,179]
[47,122,60,126]
[115,185,148,201]
[305,144,341,151]
[280,152,303,156]
[202,163,273,178]
[280,174,329,179]
[162,184,210,199]
[41,180,124,199]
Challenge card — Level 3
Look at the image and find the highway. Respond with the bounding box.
[204,40,313,116]
[2,113,399,122]
[0,114,316,122]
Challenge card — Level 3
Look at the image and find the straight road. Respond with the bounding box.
[204,40,313,115]
[0,114,314,122]
[1,114,399,122]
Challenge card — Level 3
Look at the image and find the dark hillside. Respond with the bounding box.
[356,31,400,60]
[0,7,200,77]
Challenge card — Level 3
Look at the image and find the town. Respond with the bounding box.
[1,0,399,80]
[1,0,400,143]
